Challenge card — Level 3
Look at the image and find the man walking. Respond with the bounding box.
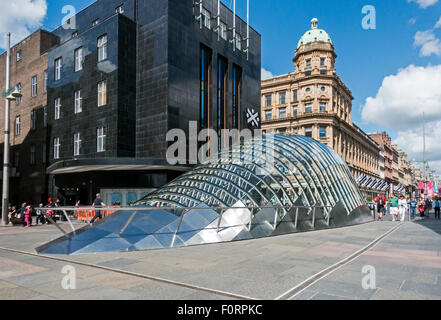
[90,193,106,224]
[374,194,386,221]
[408,198,418,220]
[434,197,440,219]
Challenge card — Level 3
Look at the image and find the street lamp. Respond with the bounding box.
[1,32,22,226]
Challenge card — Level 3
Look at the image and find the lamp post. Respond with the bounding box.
[1,33,22,225]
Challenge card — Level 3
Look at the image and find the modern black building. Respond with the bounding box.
[45,0,261,206]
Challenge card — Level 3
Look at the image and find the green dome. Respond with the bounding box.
[297,18,332,48]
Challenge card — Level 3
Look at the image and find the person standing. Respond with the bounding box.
[35,203,45,225]
[374,194,386,221]
[398,195,407,222]
[434,197,440,219]
[90,193,106,224]
[424,198,432,218]
[389,195,399,222]
[408,198,418,220]
[418,198,425,218]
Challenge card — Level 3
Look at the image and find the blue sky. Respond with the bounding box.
[1,0,441,173]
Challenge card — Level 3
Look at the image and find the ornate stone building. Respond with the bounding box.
[261,18,381,188]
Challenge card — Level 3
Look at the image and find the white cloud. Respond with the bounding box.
[414,30,441,56]
[435,16,441,28]
[363,64,441,174]
[261,67,274,80]
[0,0,47,50]
[409,18,417,25]
[408,0,439,8]
[362,64,441,131]
[393,123,441,174]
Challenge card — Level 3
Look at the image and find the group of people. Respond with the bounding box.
[7,198,62,227]
[374,194,441,221]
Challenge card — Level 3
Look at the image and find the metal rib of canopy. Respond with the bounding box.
[137,134,365,216]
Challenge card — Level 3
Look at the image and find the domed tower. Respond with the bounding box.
[294,18,336,77]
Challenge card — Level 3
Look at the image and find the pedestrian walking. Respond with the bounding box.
[434,197,440,219]
[424,198,432,218]
[374,194,386,221]
[35,203,45,225]
[90,193,106,224]
[398,195,407,222]
[389,195,399,222]
[418,198,425,218]
[24,205,32,228]
[408,197,418,220]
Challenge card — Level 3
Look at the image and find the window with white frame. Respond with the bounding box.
[97,127,106,152]
[73,132,81,156]
[305,126,312,138]
[97,35,107,62]
[55,98,61,120]
[74,90,82,113]
[265,95,272,107]
[98,81,107,107]
[53,137,60,159]
[305,103,312,113]
[31,75,37,97]
[279,92,286,105]
[279,108,286,119]
[319,102,326,112]
[15,116,20,136]
[265,110,272,121]
[31,110,36,130]
[17,50,22,61]
[220,21,227,40]
[43,107,47,128]
[235,32,241,50]
[115,5,124,14]
[74,47,83,72]
[16,83,22,104]
[55,57,62,81]
[201,8,211,29]
[30,145,36,165]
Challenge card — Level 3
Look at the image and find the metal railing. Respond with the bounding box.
[36,205,335,245]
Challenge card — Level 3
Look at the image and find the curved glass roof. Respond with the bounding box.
[136,134,365,217]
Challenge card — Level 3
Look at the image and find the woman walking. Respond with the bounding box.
[24,205,32,228]
[418,198,425,218]
[398,195,407,222]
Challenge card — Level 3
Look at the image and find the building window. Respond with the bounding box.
[97,127,106,152]
[55,98,61,120]
[15,116,20,136]
[44,71,47,92]
[115,5,124,14]
[31,110,36,130]
[232,65,242,129]
[73,132,81,156]
[305,87,311,93]
[279,92,286,105]
[43,107,47,128]
[305,126,312,138]
[220,21,227,40]
[201,8,211,29]
[53,137,60,159]
[74,90,82,114]
[31,75,37,97]
[74,47,83,72]
[321,86,326,92]
[320,102,326,112]
[14,150,19,168]
[235,32,241,50]
[30,145,36,165]
[217,56,227,140]
[42,144,46,164]
[293,107,298,117]
[200,45,211,130]
[98,81,107,107]
[320,126,327,138]
[279,108,286,119]
[265,95,272,107]
[293,90,298,102]
[17,50,22,61]
[320,58,325,67]
[265,110,272,121]
[306,59,311,70]
[279,128,286,134]
[305,103,312,113]
[16,83,22,104]
[293,127,299,135]
[55,57,62,81]
[97,35,108,62]
[92,19,100,27]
